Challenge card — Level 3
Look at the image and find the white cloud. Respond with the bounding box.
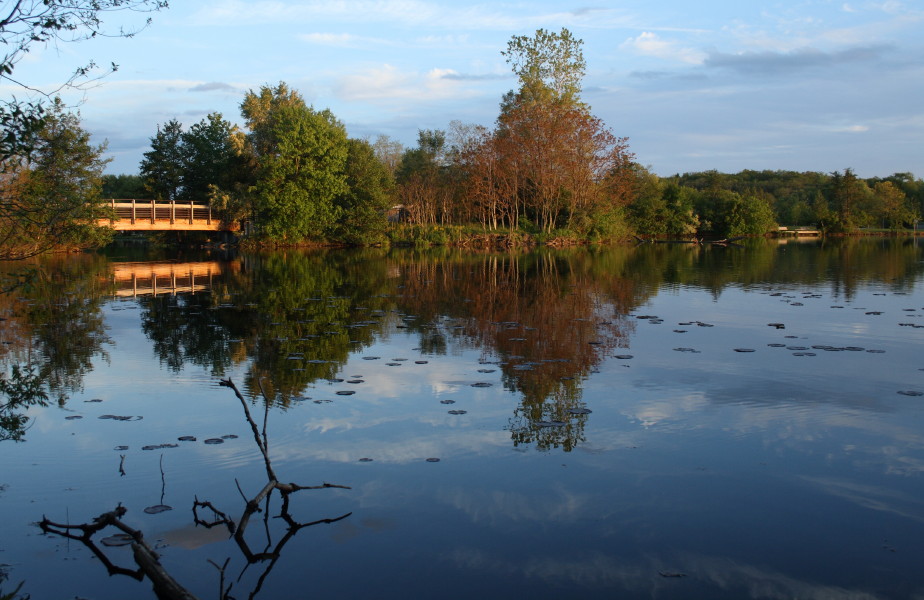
[620,32,705,64]
[334,64,474,104]
[298,32,394,47]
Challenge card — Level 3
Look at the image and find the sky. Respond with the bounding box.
[7,0,924,177]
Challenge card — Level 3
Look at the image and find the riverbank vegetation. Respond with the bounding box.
[124,28,922,247]
[3,28,923,259]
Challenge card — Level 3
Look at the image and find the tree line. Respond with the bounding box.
[106,27,924,244]
[3,27,923,259]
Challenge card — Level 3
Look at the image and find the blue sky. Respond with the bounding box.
[9,0,924,177]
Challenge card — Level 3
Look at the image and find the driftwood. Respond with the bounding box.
[39,505,198,600]
[39,377,352,600]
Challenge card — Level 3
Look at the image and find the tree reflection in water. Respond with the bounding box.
[0,254,112,440]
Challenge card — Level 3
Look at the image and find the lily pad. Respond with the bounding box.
[897,390,924,397]
[141,443,178,450]
[734,348,756,353]
[143,504,173,514]
[425,458,441,463]
[101,534,134,547]
[439,399,456,404]
[177,436,197,442]
[358,458,374,462]
[336,390,356,396]
[448,410,467,415]
[568,408,592,415]
[471,382,492,388]
[203,438,224,445]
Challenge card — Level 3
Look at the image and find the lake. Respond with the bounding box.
[1,238,923,599]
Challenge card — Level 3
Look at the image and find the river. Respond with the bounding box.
[1,238,923,599]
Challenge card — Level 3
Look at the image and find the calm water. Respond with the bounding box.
[2,239,923,599]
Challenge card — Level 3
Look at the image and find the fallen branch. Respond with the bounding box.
[39,377,353,600]
[40,506,198,600]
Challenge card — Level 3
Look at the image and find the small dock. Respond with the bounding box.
[776,227,821,237]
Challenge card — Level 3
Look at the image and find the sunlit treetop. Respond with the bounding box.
[501,28,586,106]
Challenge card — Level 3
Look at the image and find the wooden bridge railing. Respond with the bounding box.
[100,199,235,231]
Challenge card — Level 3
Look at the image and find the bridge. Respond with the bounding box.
[98,199,238,231]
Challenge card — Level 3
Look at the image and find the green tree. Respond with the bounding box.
[873,180,917,230]
[501,27,586,105]
[140,119,184,201]
[179,112,237,202]
[334,138,394,244]
[101,173,148,199]
[1,98,112,257]
[828,168,866,233]
[242,84,349,241]
[662,183,700,237]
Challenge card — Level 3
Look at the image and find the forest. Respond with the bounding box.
[3,28,923,258]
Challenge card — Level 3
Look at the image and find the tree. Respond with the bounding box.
[179,112,237,201]
[396,129,451,225]
[371,134,403,177]
[241,84,349,241]
[0,98,112,258]
[828,168,865,233]
[501,28,586,105]
[140,119,184,201]
[873,180,917,230]
[490,29,635,236]
[333,138,394,244]
[101,173,148,199]
[0,0,168,160]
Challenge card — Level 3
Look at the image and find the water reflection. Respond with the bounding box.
[3,238,923,450]
[3,238,924,599]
